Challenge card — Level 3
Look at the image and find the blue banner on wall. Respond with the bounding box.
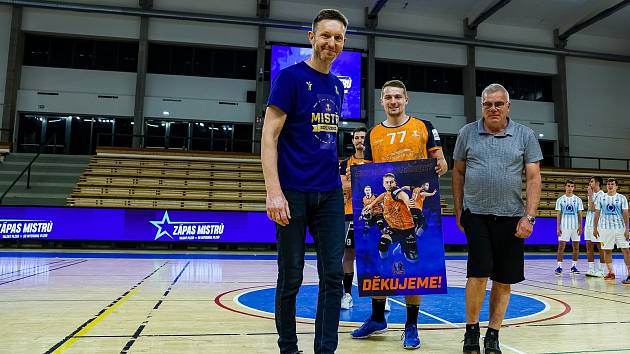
[350,159,448,296]
[0,206,300,243]
[0,205,567,245]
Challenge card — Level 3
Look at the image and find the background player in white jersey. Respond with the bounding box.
[593,178,630,284]
[554,180,584,275]
[584,176,606,277]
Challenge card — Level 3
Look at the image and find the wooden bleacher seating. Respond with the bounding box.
[67,148,265,211]
[68,149,630,217]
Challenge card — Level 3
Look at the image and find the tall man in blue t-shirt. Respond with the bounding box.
[261,8,348,354]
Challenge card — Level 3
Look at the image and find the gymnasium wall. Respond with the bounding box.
[18,67,136,117]
[145,75,256,123]
[567,57,630,168]
[0,5,11,107]
[22,7,140,39]
[1,1,629,159]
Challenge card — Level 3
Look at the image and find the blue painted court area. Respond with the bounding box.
[236,285,547,325]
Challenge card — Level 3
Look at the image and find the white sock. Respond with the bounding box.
[588,262,594,271]
[557,262,562,268]
[572,261,577,268]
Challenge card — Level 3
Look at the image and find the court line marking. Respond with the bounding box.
[121,261,191,353]
[499,342,527,354]
[307,263,531,354]
[3,251,625,261]
[217,283,569,331]
[443,267,573,328]
[44,262,170,354]
[447,264,630,305]
[540,349,630,354]
[523,262,630,298]
[304,262,459,327]
[0,259,87,286]
[0,259,70,278]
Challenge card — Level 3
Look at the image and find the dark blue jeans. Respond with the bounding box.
[275,188,345,354]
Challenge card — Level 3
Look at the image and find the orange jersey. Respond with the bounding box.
[363,194,383,215]
[411,187,426,210]
[364,116,441,163]
[382,191,415,230]
[340,155,368,215]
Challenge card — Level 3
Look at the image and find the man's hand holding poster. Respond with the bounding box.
[350,159,447,297]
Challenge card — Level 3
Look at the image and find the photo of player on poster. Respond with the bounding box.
[351,159,447,297]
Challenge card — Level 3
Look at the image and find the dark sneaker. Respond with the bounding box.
[484,335,502,354]
[402,324,421,349]
[604,272,615,280]
[462,330,480,353]
[351,318,387,338]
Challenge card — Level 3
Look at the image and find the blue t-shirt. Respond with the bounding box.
[267,61,345,192]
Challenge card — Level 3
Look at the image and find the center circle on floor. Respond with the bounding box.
[234,285,547,325]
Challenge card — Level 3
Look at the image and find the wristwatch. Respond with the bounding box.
[525,215,536,225]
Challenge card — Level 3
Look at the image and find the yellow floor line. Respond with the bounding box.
[51,286,139,353]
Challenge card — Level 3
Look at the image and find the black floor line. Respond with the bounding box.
[448,265,630,305]
[0,260,87,286]
[0,259,70,278]
[120,261,191,354]
[44,261,170,354]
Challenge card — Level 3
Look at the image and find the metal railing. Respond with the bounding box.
[543,155,630,171]
[95,133,260,154]
[0,150,41,205]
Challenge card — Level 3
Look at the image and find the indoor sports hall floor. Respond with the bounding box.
[1,250,629,354]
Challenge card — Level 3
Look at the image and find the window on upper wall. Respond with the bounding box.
[233,123,253,152]
[147,43,257,80]
[375,60,463,95]
[171,46,195,76]
[476,70,553,102]
[23,33,138,72]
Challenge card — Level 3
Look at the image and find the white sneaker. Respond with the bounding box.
[585,269,598,277]
[595,270,605,278]
[341,293,353,310]
[384,298,391,312]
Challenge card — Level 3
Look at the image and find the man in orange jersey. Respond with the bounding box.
[350,79,447,350]
[363,173,417,261]
[339,127,368,310]
[402,182,438,235]
[361,185,386,237]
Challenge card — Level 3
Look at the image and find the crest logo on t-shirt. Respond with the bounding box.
[311,95,340,148]
[306,81,312,91]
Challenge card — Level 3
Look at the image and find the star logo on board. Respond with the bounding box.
[150,211,175,240]
[306,81,312,91]
[149,211,226,241]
